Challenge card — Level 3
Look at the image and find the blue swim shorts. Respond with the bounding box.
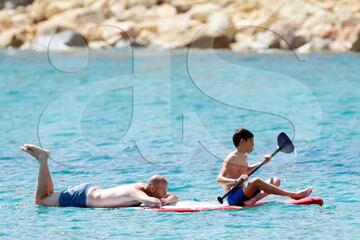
[227,187,261,206]
[59,183,94,207]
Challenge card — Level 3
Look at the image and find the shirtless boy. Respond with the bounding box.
[21,144,178,208]
[217,128,312,206]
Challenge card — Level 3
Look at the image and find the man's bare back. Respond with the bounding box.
[87,182,170,208]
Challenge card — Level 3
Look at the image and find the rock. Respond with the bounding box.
[0,8,14,29]
[230,33,254,52]
[270,21,297,46]
[44,1,82,19]
[156,14,201,33]
[269,21,307,49]
[163,0,200,13]
[135,21,158,33]
[82,20,136,46]
[135,29,155,46]
[101,20,136,45]
[11,12,32,27]
[88,40,111,49]
[187,3,221,22]
[81,23,103,41]
[329,25,360,51]
[64,31,87,47]
[231,31,279,52]
[322,28,339,41]
[118,5,148,22]
[350,31,360,51]
[206,11,234,39]
[150,30,194,49]
[61,8,106,26]
[147,3,177,19]
[36,8,106,35]
[109,0,126,18]
[253,31,280,49]
[32,30,86,51]
[30,0,50,22]
[0,26,32,48]
[0,0,33,10]
[36,18,77,36]
[190,11,234,49]
[126,0,157,9]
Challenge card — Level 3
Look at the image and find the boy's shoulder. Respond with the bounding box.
[224,150,247,164]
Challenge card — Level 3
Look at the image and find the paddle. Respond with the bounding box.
[217,132,294,204]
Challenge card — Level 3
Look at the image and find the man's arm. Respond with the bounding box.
[161,193,179,205]
[132,190,162,208]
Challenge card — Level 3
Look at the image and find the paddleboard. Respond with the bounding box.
[140,197,323,213]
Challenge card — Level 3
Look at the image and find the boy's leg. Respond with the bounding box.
[243,177,312,200]
[243,177,280,206]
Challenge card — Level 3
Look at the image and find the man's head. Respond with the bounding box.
[232,128,254,153]
[145,175,168,199]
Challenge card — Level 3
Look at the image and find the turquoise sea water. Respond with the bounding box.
[0,49,359,239]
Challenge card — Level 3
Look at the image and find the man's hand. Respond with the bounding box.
[264,154,272,164]
[151,199,162,208]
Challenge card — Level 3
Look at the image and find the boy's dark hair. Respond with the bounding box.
[232,128,254,147]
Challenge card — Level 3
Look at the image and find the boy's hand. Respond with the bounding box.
[264,154,272,164]
[237,174,248,182]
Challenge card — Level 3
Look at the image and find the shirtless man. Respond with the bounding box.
[21,144,178,208]
[217,128,312,206]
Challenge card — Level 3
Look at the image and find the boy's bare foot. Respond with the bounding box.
[21,144,49,162]
[291,188,312,200]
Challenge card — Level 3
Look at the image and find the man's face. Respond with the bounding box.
[149,183,167,199]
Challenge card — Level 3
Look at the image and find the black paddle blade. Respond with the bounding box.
[277,132,294,153]
[217,197,224,204]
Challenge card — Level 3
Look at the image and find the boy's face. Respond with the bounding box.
[241,137,254,153]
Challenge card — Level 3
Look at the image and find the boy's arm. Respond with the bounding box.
[248,162,262,174]
[217,160,248,185]
[248,154,272,173]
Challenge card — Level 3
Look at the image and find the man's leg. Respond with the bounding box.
[243,177,280,206]
[21,144,59,206]
[243,177,312,200]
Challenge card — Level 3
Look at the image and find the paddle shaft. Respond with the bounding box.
[218,146,283,202]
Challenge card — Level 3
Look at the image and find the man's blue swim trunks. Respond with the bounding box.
[227,187,261,206]
[59,183,94,207]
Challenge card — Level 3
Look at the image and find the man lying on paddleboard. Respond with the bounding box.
[217,128,312,206]
[21,144,178,208]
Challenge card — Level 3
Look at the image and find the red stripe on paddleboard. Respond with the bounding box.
[152,197,324,212]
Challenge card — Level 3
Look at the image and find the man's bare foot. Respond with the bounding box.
[21,144,49,162]
[291,188,312,200]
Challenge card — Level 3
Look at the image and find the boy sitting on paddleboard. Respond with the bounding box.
[217,128,312,206]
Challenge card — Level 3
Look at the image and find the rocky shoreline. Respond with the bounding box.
[0,0,359,52]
